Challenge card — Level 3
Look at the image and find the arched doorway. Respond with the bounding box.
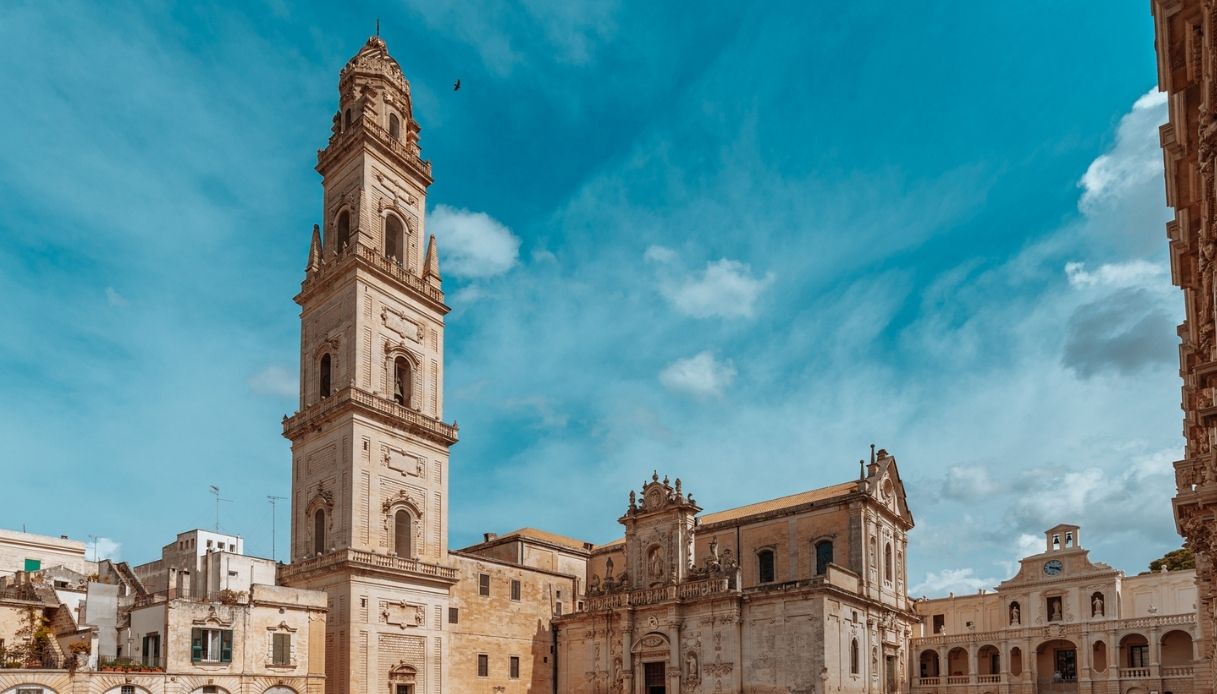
[947,647,970,678]
[1160,630,1194,668]
[1120,633,1150,671]
[978,645,1000,676]
[632,632,670,694]
[1036,639,1078,683]
[920,649,941,680]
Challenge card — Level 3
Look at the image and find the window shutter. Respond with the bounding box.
[191,628,203,662]
[274,633,290,665]
[220,630,233,663]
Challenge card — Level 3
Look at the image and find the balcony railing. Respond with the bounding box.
[976,674,1001,683]
[1118,668,1152,679]
[946,675,970,685]
[1162,666,1194,677]
[912,612,1196,646]
[99,656,164,673]
[320,117,432,178]
[281,548,458,582]
[282,386,457,444]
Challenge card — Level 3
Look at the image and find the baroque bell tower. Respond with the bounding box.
[280,35,459,694]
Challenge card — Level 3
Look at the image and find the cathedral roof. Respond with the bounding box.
[503,527,593,552]
[698,481,858,525]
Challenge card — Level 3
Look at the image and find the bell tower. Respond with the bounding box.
[280,35,459,694]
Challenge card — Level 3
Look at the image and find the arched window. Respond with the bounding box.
[884,543,893,582]
[389,113,401,140]
[850,638,860,674]
[385,216,404,265]
[344,109,352,129]
[336,210,350,251]
[757,549,775,584]
[815,540,833,575]
[319,353,331,399]
[394,510,412,557]
[313,509,326,555]
[393,356,412,407]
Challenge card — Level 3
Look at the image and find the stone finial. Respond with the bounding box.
[307,224,323,274]
[652,470,659,482]
[423,234,441,283]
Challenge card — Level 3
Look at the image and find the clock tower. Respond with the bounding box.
[279,35,459,694]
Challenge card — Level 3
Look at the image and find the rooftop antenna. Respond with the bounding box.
[208,485,231,532]
[267,495,287,562]
[87,534,98,562]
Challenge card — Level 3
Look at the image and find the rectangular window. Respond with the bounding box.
[511,579,521,601]
[191,627,233,663]
[477,653,489,677]
[448,607,459,624]
[395,686,412,694]
[478,573,490,597]
[1130,645,1149,668]
[272,633,291,665]
[555,601,563,615]
[932,615,945,634]
[510,655,520,679]
[141,633,160,666]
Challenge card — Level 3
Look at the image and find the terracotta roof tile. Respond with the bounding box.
[698,481,857,525]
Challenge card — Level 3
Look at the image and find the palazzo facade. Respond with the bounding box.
[1152,5,1217,694]
[910,527,1197,694]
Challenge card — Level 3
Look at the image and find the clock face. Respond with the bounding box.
[1043,559,1064,576]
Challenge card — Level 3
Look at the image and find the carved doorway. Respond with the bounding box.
[644,661,666,694]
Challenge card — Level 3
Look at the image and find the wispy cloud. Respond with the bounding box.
[659,351,736,399]
[248,365,297,399]
[660,258,773,319]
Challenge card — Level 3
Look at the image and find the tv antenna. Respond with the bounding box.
[209,485,231,532]
[267,495,287,561]
[87,534,99,562]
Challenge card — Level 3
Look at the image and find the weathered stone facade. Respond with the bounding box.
[556,453,917,694]
[1152,5,1217,694]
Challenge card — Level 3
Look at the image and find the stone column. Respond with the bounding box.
[670,619,683,694]
[622,613,635,694]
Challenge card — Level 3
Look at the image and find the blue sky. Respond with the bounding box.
[0,1,1182,595]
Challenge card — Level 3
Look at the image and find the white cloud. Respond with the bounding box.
[1079,89,1167,214]
[429,205,520,279]
[910,568,998,597]
[662,259,773,319]
[86,537,122,561]
[248,365,297,398]
[659,351,736,399]
[105,287,127,306]
[644,245,677,264]
[1064,260,1166,289]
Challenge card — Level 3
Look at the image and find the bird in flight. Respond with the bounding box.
[453,79,461,92]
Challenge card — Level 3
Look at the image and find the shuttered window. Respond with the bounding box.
[272,633,291,665]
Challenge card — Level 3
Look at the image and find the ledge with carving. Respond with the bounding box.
[282,385,458,445]
[580,576,737,613]
[279,547,458,585]
[910,612,1197,648]
[299,240,447,312]
[317,116,432,183]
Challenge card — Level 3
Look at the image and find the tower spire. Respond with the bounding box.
[423,234,441,284]
[306,224,322,274]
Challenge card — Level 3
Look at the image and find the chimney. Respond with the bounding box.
[483,533,498,543]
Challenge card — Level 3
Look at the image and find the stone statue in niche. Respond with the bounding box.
[1092,594,1104,617]
[685,649,700,685]
[1010,604,1020,625]
[648,546,664,578]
